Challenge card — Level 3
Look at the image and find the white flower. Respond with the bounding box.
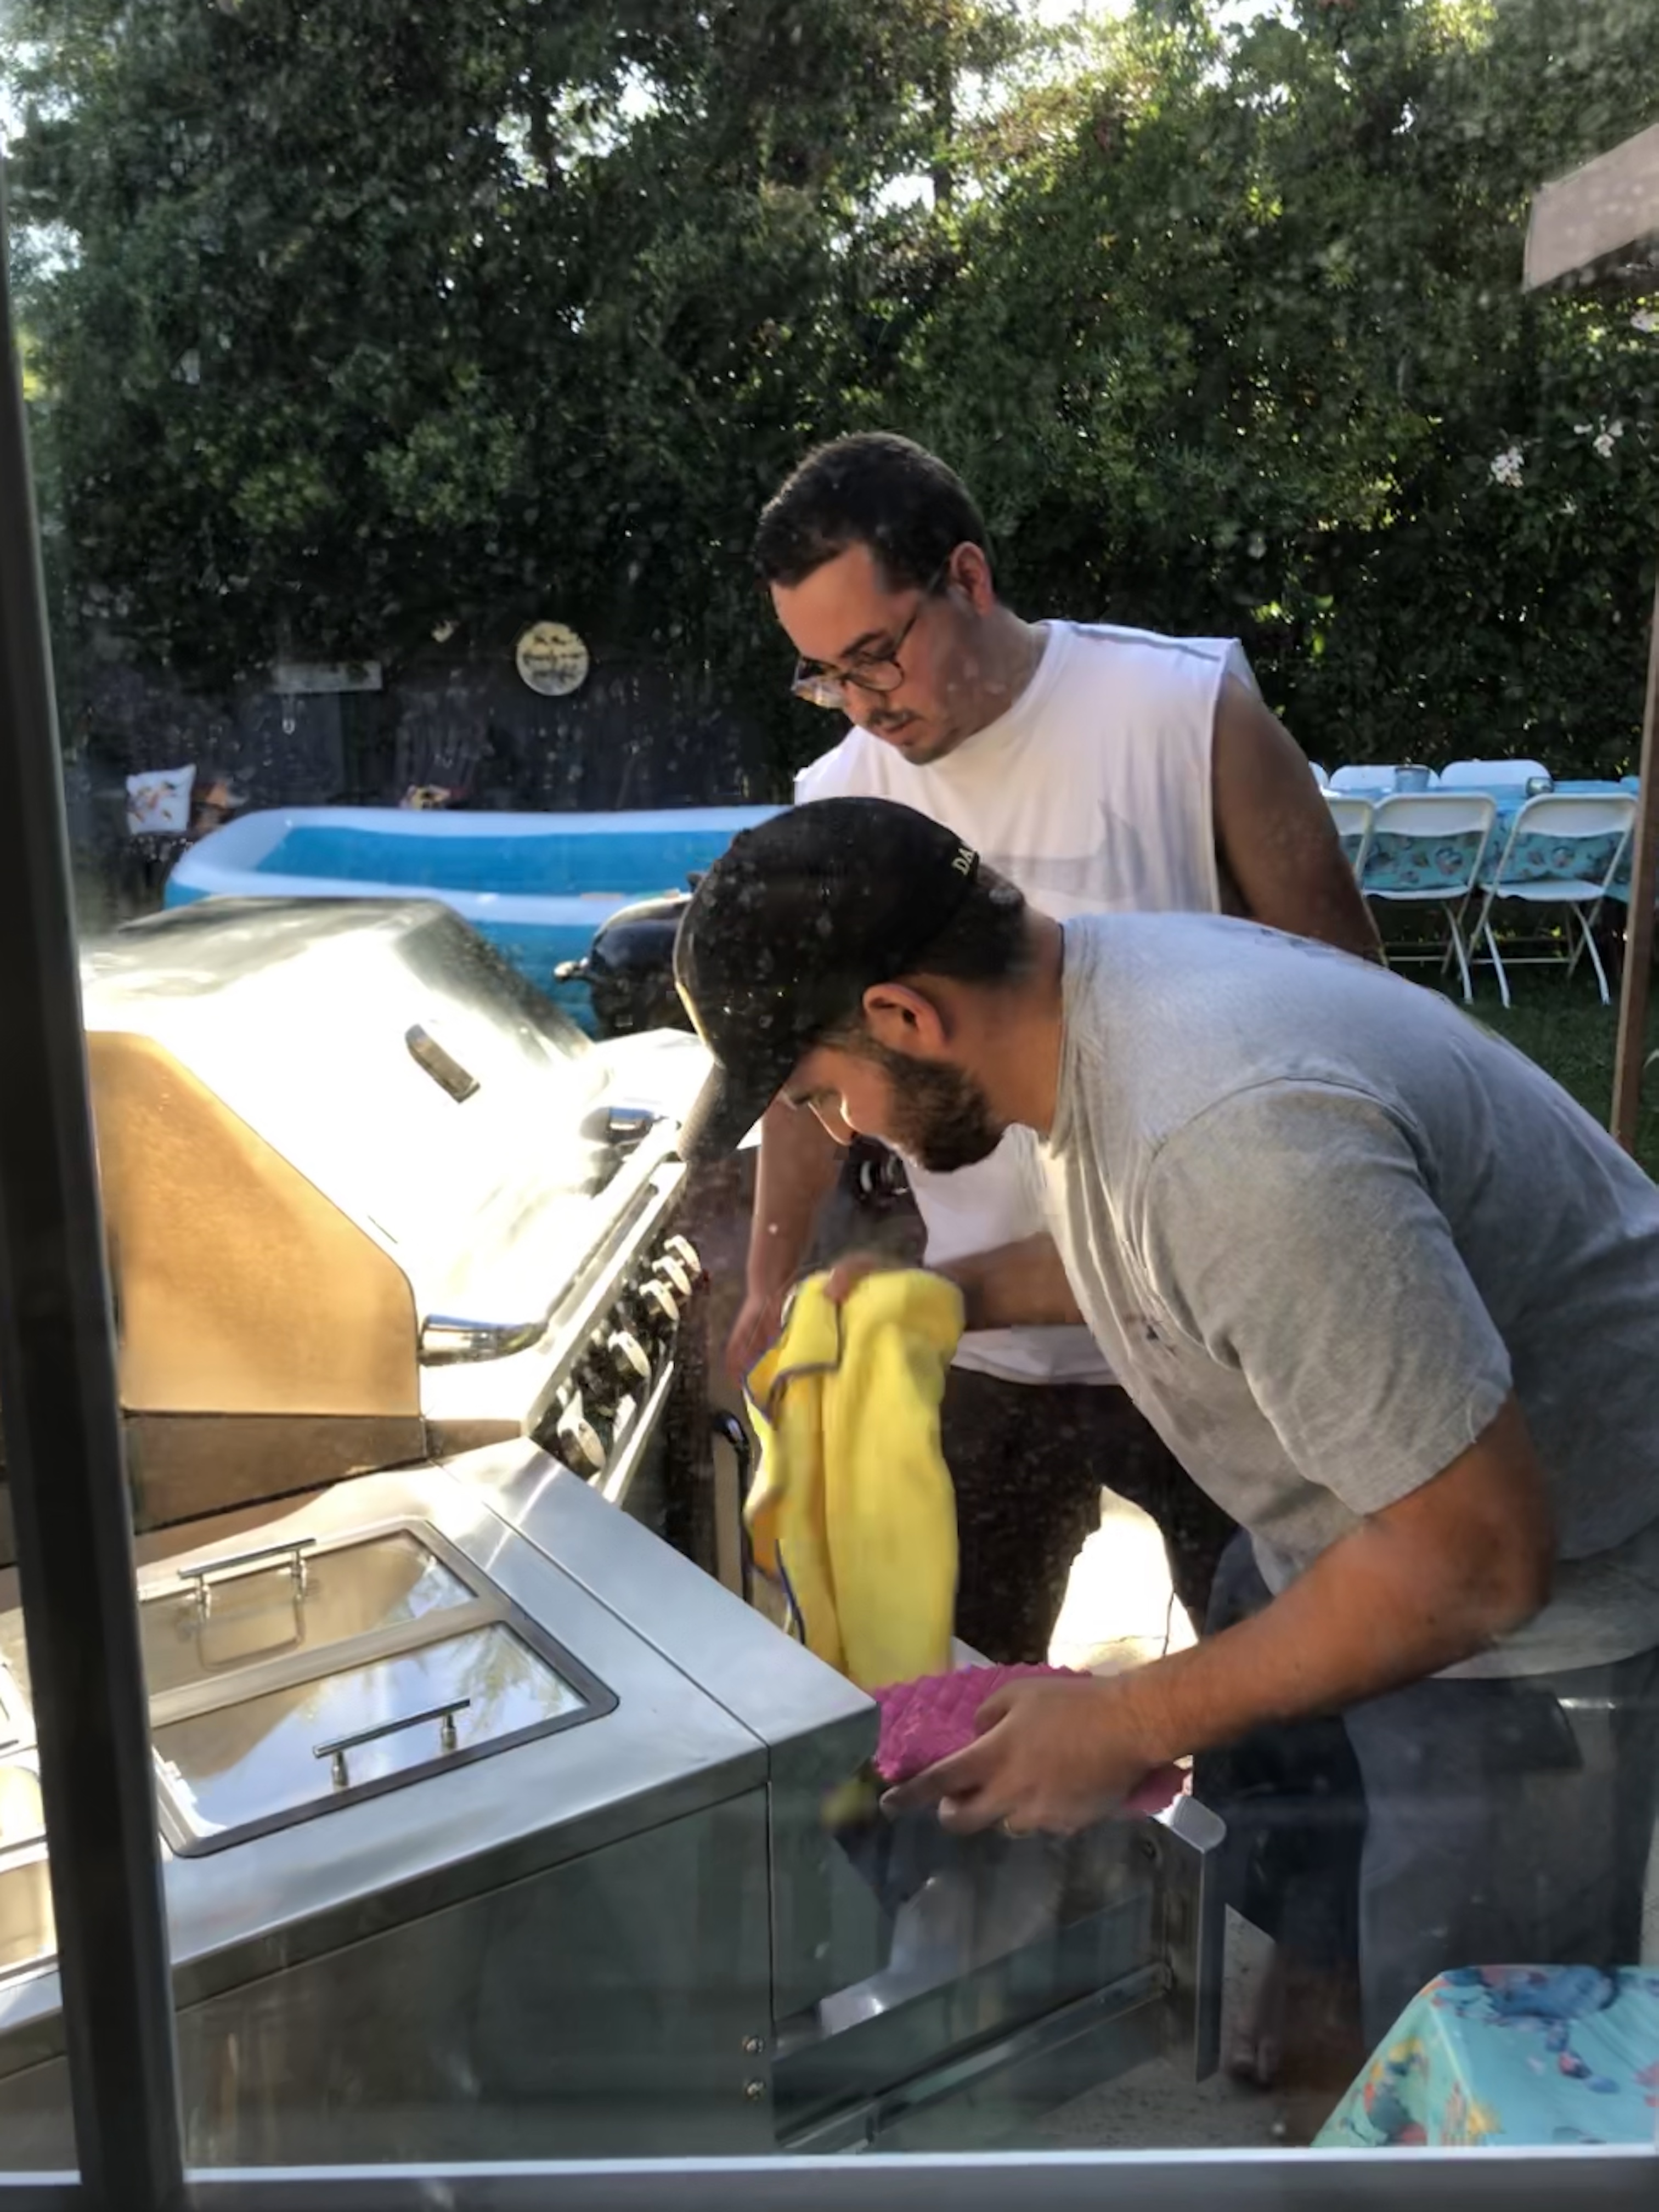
[1633,309,1659,335]
[1561,496,1579,516]
[1489,445,1525,486]
[1609,419,1626,438]
[1594,432,1617,459]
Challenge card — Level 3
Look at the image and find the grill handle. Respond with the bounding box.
[313,1697,472,1791]
[420,1314,547,1364]
[176,1537,318,1618]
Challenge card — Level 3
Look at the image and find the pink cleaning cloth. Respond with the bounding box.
[872,1663,1187,1817]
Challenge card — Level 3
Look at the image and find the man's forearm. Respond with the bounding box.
[937,1235,1084,1331]
[1101,1429,1551,1771]
[748,1099,843,1290]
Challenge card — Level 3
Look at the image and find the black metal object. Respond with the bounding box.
[0,174,185,2204]
[556,888,692,1037]
[709,1410,755,1602]
[847,1140,910,1211]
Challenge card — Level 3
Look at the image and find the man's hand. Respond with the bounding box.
[886,1398,1554,1840]
[881,1675,1166,1837]
[729,1252,911,1384]
[823,1250,905,1306]
[726,1282,790,1386]
[731,1232,1086,1380]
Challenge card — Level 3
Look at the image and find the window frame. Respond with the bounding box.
[0,170,1656,2212]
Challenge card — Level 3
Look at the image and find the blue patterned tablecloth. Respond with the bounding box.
[1316,1966,1659,2148]
[1333,780,1641,899]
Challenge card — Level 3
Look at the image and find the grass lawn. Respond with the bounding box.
[1413,963,1659,1182]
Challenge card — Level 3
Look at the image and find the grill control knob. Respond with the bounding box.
[639,1279,679,1333]
[654,1252,693,1301]
[556,1395,606,1476]
[663,1233,703,1281]
[608,1329,651,1385]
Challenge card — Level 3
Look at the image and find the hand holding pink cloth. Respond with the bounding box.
[872,1663,1187,1815]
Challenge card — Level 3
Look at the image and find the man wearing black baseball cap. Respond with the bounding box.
[674,794,1659,2058]
[675,798,990,1168]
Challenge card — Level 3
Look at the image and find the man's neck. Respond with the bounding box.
[977,915,1066,1137]
[960,608,1048,739]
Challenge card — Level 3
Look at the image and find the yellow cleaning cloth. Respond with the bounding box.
[743,1269,963,1692]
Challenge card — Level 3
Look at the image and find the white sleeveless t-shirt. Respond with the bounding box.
[795,620,1249,1386]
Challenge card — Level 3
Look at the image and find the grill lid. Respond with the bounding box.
[82,898,617,1329]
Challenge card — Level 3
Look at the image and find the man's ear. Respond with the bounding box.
[861,980,950,1057]
[951,541,997,616]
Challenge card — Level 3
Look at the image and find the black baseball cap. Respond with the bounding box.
[673,798,981,1163]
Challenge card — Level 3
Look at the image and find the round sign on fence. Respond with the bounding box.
[515,621,590,697]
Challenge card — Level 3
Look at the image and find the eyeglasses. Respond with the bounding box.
[789,562,949,712]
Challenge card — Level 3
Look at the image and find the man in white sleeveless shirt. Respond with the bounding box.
[730,433,1378,1661]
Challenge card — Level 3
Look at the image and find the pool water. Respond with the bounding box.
[165,805,783,1034]
[263,824,739,900]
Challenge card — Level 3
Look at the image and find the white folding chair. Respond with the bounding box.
[1365,793,1498,1003]
[1328,764,1396,792]
[1306,759,1329,787]
[1323,795,1374,881]
[1440,757,1549,788]
[1470,792,1637,1008]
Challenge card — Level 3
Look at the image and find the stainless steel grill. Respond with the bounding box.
[1,895,714,1544]
[0,891,1224,2162]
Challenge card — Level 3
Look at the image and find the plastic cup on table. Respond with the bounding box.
[1393,765,1431,793]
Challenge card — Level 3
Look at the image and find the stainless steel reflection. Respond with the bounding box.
[0,1763,43,1852]
[0,1442,1223,2160]
[156,1618,591,1842]
[139,1517,614,1853]
[0,896,715,1539]
[313,1694,470,1787]
[178,1537,318,1613]
[0,889,1224,2160]
[0,1853,54,1980]
[0,1751,51,1982]
[140,1531,470,1695]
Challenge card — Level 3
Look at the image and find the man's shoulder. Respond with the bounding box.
[1052,621,1252,691]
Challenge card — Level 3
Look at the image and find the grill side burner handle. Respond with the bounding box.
[313,1697,472,1791]
[177,1537,319,1618]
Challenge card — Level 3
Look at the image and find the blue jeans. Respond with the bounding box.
[1195,1533,1659,2044]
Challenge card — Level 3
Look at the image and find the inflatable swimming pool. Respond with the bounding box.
[165,804,782,1029]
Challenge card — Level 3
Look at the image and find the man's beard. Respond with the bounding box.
[873,1043,1004,1173]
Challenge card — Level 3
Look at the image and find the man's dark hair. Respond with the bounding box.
[754,433,991,593]
[825,867,1029,1052]
[907,864,1028,983]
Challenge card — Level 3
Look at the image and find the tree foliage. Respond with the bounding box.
[3,0,1656,785]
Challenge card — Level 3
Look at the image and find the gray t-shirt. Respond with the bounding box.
[1037,912,1659,1678]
